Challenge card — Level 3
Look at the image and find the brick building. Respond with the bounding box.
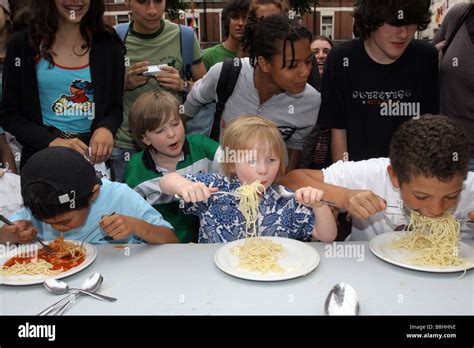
[105,0,355,46]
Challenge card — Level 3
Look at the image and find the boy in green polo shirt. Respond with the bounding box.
[124,90,222,243]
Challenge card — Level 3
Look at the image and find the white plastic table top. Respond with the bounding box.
[1,242,473,315]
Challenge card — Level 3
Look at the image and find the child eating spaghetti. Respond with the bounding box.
[281,115,474,241]
[160,115,337,243]
[0,147,178,245]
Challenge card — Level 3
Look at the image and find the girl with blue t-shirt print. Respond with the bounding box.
[0,0,124,168]
[160,115,337,244]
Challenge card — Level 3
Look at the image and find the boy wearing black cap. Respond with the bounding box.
[0,147,178,244]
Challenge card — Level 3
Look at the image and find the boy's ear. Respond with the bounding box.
[89,184,101,203]
[387,165,401,189]
[257,56,271,73]
[141,134,151,147]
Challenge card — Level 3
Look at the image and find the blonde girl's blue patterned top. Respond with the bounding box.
[181,173,315,243]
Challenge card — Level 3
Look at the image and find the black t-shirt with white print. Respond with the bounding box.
[319,39,439,161]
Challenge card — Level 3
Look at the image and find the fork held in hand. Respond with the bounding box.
[80,211,116,248]
[0,214,55,254]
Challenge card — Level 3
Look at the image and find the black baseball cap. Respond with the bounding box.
[21,147,101,208]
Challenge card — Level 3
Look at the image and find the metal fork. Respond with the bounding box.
[174,191,240,200]
[80,212,116,248]
[0,214,55,254]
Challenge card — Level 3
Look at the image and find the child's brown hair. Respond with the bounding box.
[129,90,182,148]
[221,115,286,183]
[247,0,289,21]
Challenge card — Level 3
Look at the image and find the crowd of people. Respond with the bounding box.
[0,0,473,246]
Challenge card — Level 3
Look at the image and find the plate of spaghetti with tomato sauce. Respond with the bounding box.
[0,236,97,285]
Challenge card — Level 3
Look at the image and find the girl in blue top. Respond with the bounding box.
[0,0,124,168]
[160,115,337,243]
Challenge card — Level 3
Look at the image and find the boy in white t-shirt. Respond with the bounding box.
[282,115,474,241]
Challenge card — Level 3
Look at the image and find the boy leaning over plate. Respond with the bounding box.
[0,147,178,245]
[281,115,474,241]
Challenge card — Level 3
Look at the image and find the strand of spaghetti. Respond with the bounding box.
[231,237,284,273]
[1,235,86,276]
[1,259,63,276]
[235,181,265,238]
[391,212,473,268]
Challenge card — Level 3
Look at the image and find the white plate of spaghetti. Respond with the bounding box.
[214,236,320,281]
[370,232,474,273]
[0,237,97,286]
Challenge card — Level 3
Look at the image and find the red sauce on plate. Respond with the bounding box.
[3,247,85,272]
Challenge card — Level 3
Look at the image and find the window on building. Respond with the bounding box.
[321,16,333,40]
[117,14,130,24]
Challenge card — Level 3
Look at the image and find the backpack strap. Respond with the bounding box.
[115,22,130,42]
[209,58,242,141]
[179,24,195,80]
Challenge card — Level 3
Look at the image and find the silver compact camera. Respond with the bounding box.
[143,64,168,76]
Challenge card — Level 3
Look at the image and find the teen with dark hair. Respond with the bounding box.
[184,14,320,171]
[311,36,333,77]
[320,0,439,163]
[0,147,178,245]
[282,115,474,241]
[202,0,250,71]
[0,0,125,168]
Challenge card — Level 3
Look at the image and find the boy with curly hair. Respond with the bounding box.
[282,115,474,241]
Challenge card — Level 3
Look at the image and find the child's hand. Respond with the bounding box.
[0,220,37,244]
[100,214,133,241]
[89,127,113,164]
[177,183,219,203]
[342,189,387,219]
[295,187,325,209]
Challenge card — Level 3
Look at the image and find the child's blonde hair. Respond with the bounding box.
[221,115,286,183]
[129,90,182,148]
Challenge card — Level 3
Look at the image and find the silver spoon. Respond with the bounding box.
[43,277,117,302]
[53,273,116,315]
[324,282,360,315]
[38,273,104,316]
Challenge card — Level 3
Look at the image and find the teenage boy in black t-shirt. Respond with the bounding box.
[320,0,439,162]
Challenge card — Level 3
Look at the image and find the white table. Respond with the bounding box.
[1,242,473,315]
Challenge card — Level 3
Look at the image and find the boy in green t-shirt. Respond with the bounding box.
[124,90,222,243]
[112,0,207,183]
[202,0,250,71]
